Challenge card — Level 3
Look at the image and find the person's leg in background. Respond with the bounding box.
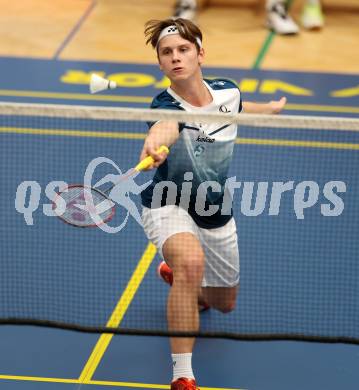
[301,0,324,30]
[173,0,198,21]
[266,0,299,35]
[172,0,323,34]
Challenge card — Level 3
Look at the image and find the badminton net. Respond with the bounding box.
[1,102,359,344]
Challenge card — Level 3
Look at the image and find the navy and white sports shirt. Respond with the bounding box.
[141,78,242,229]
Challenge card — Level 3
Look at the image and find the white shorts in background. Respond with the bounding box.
[141,205,239,287]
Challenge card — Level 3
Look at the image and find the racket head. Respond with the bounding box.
[53,184,115,228]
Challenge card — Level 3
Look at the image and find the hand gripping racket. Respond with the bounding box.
[53,146,169,228]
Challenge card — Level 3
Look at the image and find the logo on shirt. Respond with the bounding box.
[219,105,231,113]
[196,135,215,143]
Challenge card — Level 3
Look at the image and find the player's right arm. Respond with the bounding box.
[243,97,287,114]
[140,120,179,169]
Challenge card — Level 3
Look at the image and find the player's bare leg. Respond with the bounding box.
[162,232,204,353]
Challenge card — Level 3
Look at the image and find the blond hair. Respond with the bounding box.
[144,18,203,52]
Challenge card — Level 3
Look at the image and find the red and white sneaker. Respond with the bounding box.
[157,261,210,312]
[157,261,173,286]
[171,377,199,390]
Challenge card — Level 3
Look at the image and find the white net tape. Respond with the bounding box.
[1,101,359,131]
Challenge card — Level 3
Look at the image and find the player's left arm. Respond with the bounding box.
[242,97,287,114]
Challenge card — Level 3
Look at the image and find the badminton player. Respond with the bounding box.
[140,18,286,390]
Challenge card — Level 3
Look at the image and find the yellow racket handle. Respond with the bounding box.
[134,145,169,172]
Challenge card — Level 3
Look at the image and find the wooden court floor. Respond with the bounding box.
[0,0,358,73]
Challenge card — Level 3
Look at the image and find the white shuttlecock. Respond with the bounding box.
[90,74,117,94]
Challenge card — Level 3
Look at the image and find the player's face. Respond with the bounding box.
[157,35,204,81]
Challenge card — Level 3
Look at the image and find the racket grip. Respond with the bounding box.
[135,145,169,171]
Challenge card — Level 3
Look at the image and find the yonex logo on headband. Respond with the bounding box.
[156,25,202,49]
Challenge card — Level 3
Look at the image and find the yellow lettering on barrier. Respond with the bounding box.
[61,71,105,84]
[260,80,313,96]
[239,79,259,93]
[60,71,316,98]
[331,86,359,98]
[108,73,155,87]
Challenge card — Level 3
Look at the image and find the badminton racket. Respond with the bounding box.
[53,145,169,228]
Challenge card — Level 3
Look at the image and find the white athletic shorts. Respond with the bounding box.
[142,205,239,287]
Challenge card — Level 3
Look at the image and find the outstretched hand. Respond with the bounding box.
[269,97,287,114]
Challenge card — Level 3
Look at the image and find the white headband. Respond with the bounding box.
[156,25,202,49]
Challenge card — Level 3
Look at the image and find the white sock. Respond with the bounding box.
[172,353,195,381]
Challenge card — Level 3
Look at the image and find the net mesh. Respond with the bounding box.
[1,102,359,343]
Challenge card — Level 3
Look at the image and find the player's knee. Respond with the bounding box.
[174,251,204,286]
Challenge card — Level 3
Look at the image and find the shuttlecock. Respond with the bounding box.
[90,74,117,94]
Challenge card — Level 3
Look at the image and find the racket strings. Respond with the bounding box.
[56,186,114,226]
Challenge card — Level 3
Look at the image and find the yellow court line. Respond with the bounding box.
[0,375,78,384]
[0,127,146,139]
[235,137,359,150]
[0,89,358,113]
[0,89,152,103]
[78,242,157,383]
[89,379,169,389]
[1,127,358,150]
[285,103,359,114]
[0,375,245,390]
[89,379,246,390]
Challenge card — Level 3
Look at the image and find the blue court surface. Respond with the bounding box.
[0,57,359,390]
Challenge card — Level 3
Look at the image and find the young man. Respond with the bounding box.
[141,18,286,390]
